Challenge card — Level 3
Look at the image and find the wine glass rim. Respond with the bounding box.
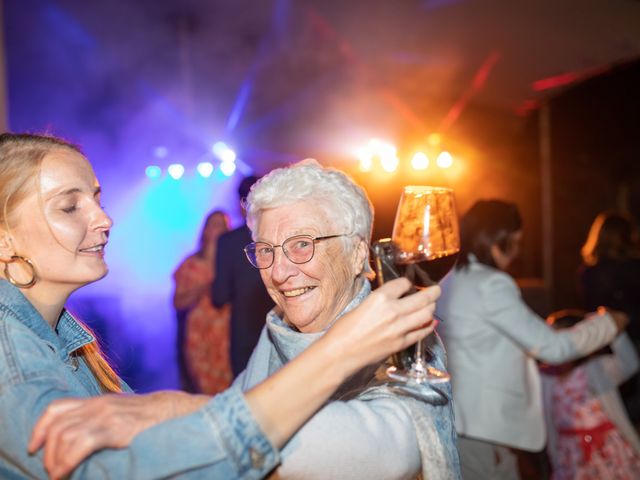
[403,185,453,193]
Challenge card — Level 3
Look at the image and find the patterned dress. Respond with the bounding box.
[550,366,640,479]
[174,254,232,395]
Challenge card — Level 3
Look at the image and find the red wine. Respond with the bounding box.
[395,252,459,287]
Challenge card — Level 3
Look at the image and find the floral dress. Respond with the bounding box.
[174,254,232,395]
[550,366,640,479]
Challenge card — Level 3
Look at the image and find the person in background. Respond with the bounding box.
[542,309,640,479]
[579,211,640,423]
[236,159,459,479]
[437,199,628,480]
[173,209,231,394]
[213,175,274,376]
[0,132,442,479]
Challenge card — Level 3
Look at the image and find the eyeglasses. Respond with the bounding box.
[244,234,349,269]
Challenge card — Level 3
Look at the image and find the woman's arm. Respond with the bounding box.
[588,331,639,390]
[30,278,439,479]
[482,273,625,364]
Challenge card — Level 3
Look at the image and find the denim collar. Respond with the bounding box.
[265,279,371,363]
[0,279,94,360]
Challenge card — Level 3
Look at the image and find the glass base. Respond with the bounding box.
[386,365,450,384]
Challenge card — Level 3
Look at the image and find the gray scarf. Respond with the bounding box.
[265,281,460,480]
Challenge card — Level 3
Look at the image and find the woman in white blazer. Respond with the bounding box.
[437,199,628,480]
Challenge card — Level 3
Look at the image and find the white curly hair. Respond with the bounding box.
[245,158,374,276]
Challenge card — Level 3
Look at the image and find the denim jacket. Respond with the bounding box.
[0,279,278,479]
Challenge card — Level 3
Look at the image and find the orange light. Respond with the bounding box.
[436,151,453,169]
[357,148,373,172]
[380,154,399,172]
[411,152,429,170]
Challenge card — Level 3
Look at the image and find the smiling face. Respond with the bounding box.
[255,200,366,333]
[1,148,112,295]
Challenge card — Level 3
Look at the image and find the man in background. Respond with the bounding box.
[212,175,274,376]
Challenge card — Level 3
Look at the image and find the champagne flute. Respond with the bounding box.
[373,186,460,384]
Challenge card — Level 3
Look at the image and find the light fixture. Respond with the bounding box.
[145,165,162,179]
[197,162,214,178]
[167,163,185,180]
[411,152,429,170]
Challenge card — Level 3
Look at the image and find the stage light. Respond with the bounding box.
[219,160,236,177]
[357,148,373,172]
[436,151,453,169]
[145,165,162,179]
[197,162,214,178]
[380,154,399,173]
[212,141,237,163]
[167,163,185,180]
[369,139,396,158]
[411,152,429,170]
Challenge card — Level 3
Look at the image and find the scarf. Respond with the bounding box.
[264,280,461,479]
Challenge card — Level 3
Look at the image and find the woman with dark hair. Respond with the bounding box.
[437,199,628,480]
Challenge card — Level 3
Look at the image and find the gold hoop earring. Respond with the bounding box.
[4,255,37,288]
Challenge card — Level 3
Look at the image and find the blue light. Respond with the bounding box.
[219,160,236,177]
[145,165,162,179]
[212,141,237,163]
[167,163,185,180]
[197,162,214,178]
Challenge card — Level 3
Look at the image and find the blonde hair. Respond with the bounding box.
[0,132,121,393]
[581,211,637,267]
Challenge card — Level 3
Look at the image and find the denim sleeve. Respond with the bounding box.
[0,318,279,479]
[68,386,280,479]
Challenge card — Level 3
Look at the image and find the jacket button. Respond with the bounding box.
[249,448,265,469]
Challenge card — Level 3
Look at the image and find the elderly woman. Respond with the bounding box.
[237,159,459,479]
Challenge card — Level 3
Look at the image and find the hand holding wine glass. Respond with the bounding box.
[373,186,460,385]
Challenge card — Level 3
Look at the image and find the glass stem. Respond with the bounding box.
[412,339,427,376]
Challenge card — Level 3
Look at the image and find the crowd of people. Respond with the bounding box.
[1,130,640,479]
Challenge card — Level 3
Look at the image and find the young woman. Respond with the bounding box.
[0,132,441,479]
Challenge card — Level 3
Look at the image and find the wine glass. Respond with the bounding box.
[372,186,460,385]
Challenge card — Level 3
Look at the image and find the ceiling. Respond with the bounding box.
[5,0,640,172]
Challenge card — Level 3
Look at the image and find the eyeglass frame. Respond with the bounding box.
[244,233,350,269]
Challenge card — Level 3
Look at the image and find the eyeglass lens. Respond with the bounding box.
[251,235,316,268]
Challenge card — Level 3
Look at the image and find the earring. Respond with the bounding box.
[3,255,37,288]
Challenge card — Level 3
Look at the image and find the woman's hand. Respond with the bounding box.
[28,391,209,479]
[598,306,630,333]
[323,277,440,373]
